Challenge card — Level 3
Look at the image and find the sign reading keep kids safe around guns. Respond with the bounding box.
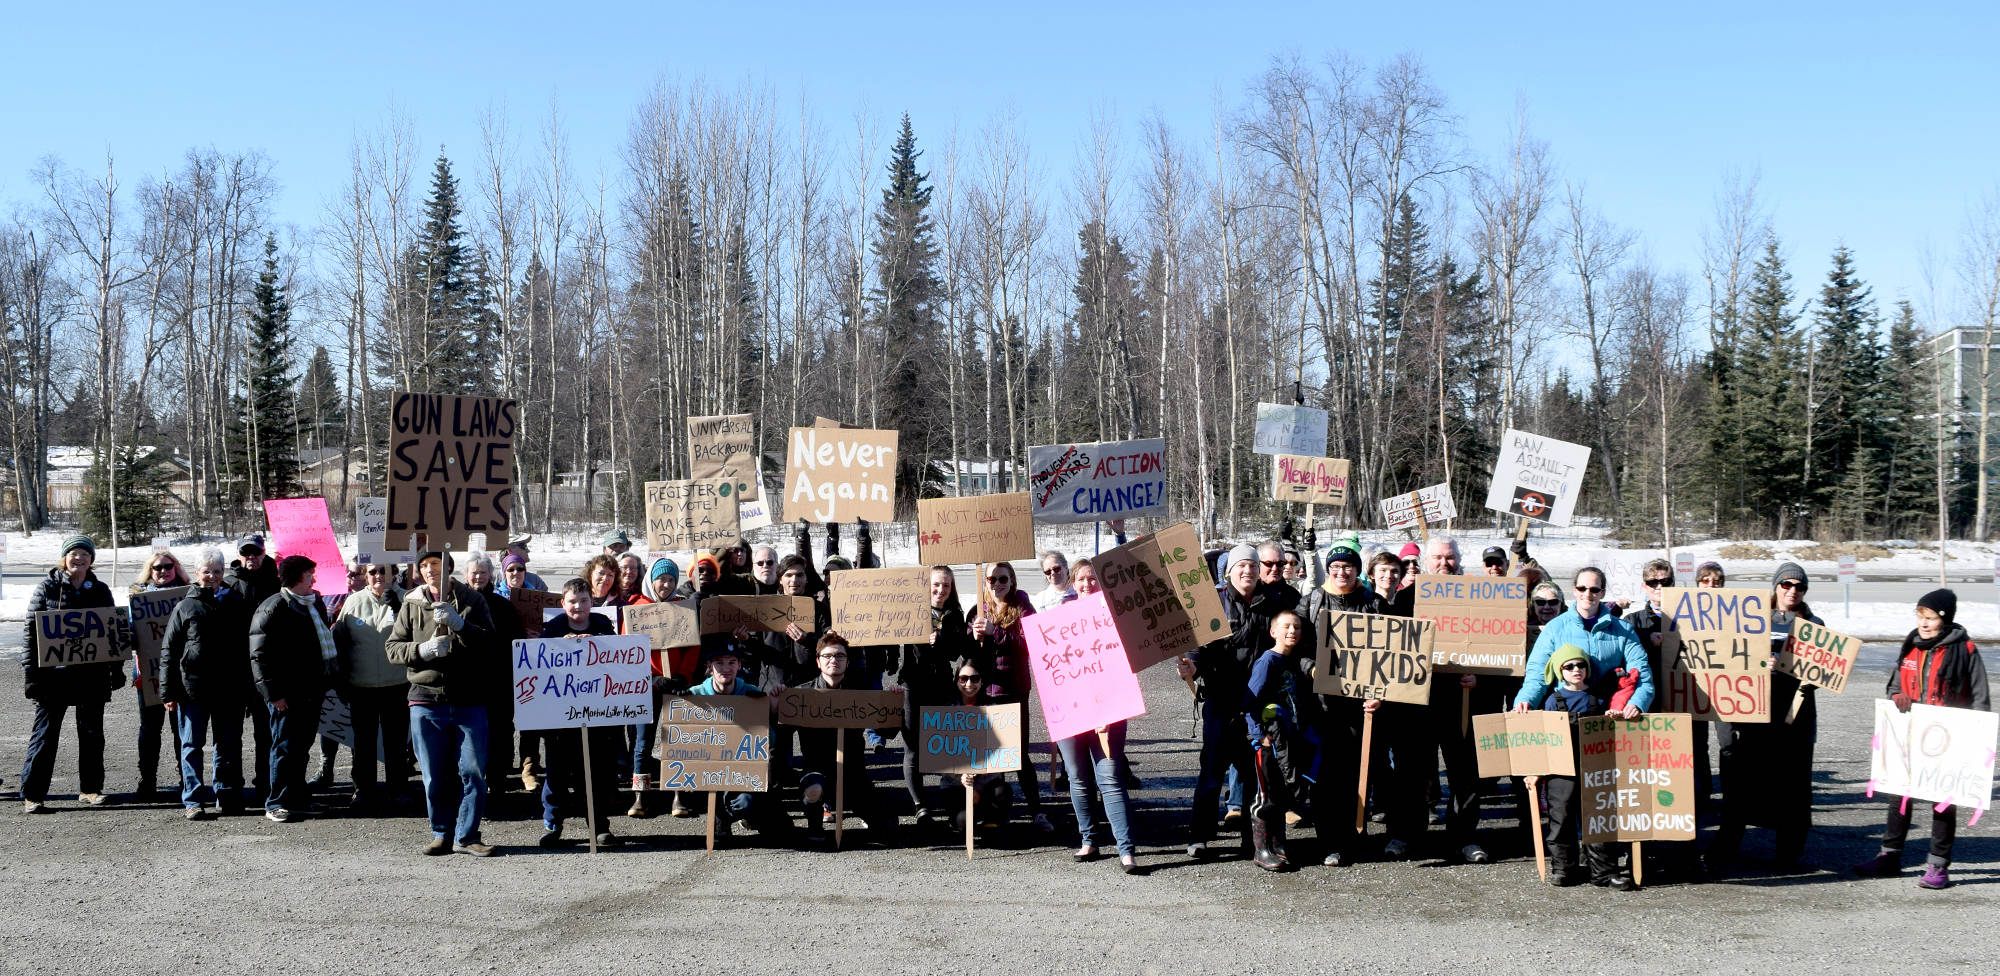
[1578,712,1696,844]
[510,636,655,730]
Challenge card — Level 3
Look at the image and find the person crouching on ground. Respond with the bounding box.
[686,642,784,842]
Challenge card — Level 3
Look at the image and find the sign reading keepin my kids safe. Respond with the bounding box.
[1022,591,1147,741]
[1659,587,1771,723]
[1578,712,1697,844]
[687,413,759,501]
[386,393,516,550]
[643,478,741,551]
[784,425,897,523]
[1775,618,1860,694]
[1871,701,1998,813]
[917,492,1036,566]
[1471,711,1576,778]
[827,567,933,646]
[1313,610,1436,705]
[1380,482,1457,530]
[263,497,348,597]
[1093,521,1229,671]
[1483,428,1591,526]
[655,695,772,793]
[1252,402,1329,456]
[1412,574,1529,676]
[128,585,191,707]
[1027,438,1167,524]
[510,635,655,730]
[34,606,127,667]
[916,705,1025,774]
[1269,454,1350,506]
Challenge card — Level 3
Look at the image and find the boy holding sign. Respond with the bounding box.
[532,580,624,850]
[1533,645,1631,889]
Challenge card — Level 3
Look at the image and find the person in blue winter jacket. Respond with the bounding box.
[1513,566,1652,719]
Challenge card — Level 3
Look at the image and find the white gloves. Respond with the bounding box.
[431,602,464,631]
[418,636,449,661]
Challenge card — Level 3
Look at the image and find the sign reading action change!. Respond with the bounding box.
[1027,438,1167,524]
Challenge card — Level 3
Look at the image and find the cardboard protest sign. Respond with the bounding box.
[1155,522,1228,636]
[655,695,772,792]
[1483,428,1591,526]
[128,586,190,707]
[1578,713,1697,843]
[915,705,1025,774]
[1270,454,1350,506]
[643,478,741,551]
[543,606,621,631]
[316,688,386,762]
[698,594,816,635]
[33,607,127,667]
[509,587,565,634]
[1313,610,1435,705]
[1027,438,1167,524]
[1776,618,1859,694]
[264,497,348,597]
[784,425,897,523]
[1022,591,1147,741]
[1659,587,1772,723]
[510,635,654,730]
[1412,574,1529,676]
[917,492,1035,565]
[1094,521,1228,672]
[1472,711,1576,778]
[774,688,906,729]
[622,600,702,660]
[827,567,932,646]
[1871,702,1999,812]
[1380,482,1457,530]
[386,393,516,550]
[813,416,859,429]
[354,497,389,564]
[1253,402,1329,456]
[687,413,759,501]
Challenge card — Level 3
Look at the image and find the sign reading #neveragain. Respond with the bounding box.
[916,705,1024,774]
[1776,618,1859,694]
[1578,713,1696,844]
[655,695,772,793]
[386,393,516,550]
[263,497,348,597]
[1482,428,1591,527]
[1269,454,1350,507]
[1471,711,1575,778]
[774,688,906,729]
[917,492,1035,566]
[1660,587,1771,723]
[784,425,897,523]
[1413,574,1529,676]
[1313,610,1435,705]
[1022,591,1147,741]
[129,586,191,707]
[34,606,127,668]
[687,413,759,501]
[1380,482,1457,530]
[1253,402,1329,456]
[643,478,740,551]
[1027,438,1167,524]
[510,635,655,730]
[827,567,933,647]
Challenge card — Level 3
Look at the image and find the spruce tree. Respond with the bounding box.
[1878,300,1935,533]
[400,152,492,394]
[870,114,942,456]
[297,347,344,453]
[236,234,300,502]
[1734,240,1807,534]
[1809,246,1885,518]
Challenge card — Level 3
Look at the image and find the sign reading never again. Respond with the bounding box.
[387,393,517,549]
[785,425,898,523]
[1269,454,1350,506]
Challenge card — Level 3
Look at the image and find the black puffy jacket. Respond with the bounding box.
[21,568,123,704]
[248,590,332,705]
[160,586,251,706]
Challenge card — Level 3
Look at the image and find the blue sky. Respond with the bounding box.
[4,1,1995,322]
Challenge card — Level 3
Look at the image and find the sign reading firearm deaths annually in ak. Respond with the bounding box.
[1413,574,1529,675]
[1660,587,1771,723]
[916,493,1035,566]
[1269,455,1350,506]
[263,497,348,597]
[1483,428,1591,526]
[34,606,127,668]
[827,567,933,646]
[1471,711,1575,778]
[1027,438,1167,524]
[698,595,816,635]
[129,586,191,707]
[1252,402,1330,456]
[1021,592,1147,741]
[916,705,1024,775]
[655,696,772,793]
[387,393,517,550]
[687,413,759,501]
[784,426,897,523]
[1578,713,1697,844]
[1776,618,1860,694]
[1313,610,1435,705]
[1379,482,1457,530]
[1094,522,1228,672]
[643,478,740,551]
[510,635,655,730]
[774,688,906,729]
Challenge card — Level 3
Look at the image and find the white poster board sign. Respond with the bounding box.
[1253,403,1329,456]
[1483,428,1592,526]
[355,497,389,565]
[1027,438,1167,524]
[1380,482,1457,530]
[510,635,655,730]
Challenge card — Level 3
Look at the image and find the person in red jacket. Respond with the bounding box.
[1854,589,1989,889]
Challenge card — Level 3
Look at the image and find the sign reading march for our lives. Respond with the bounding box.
[510,635,655,730]
[1578,712,1696,844]
[784,425,897,523]
[916,705,1024,775]
[1872,701,1998,814]
[1022,591,1146,741]
[264,497,348,598]
[387,393,517,550]
[1027,438,1167,524]
[1253,402,1329,456]
[1483,428,1591,526]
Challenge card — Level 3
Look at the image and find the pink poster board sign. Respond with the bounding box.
[264,497,349,597]
[1022,591,1146,741]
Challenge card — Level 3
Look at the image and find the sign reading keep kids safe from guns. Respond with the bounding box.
[1027,438,1167,524]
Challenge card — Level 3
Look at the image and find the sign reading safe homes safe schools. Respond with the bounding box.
[34,607,127,667]
[1413,574,1529,675]
[784,426,897,523]
[1253,402,1329,456]
[510,635,654,730]
[1313,610,1435,705]
[917,705,1024,774]
[387,393,517,550]
[1660,587,1771,723]
[1022,592,1147,740]
[1027,438,1167,524]
[1578,713,1696,843]
[1483,428,1591,527]
[656,695,771,792]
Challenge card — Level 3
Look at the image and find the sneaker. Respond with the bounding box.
[265,807,295,823]
[538,826,566,849]
[22,800,45,814]
[1853,852,1903,877]
[1186,842,1212,860]
[1460,844,1492,864]
[1919,864,1952,889]
[1368,810,1387,824]
[454,841,497,857]
[594,831,618,848]
[913,807,936,828]
[183,805,208,821]
[78,792,109,807]
[1593,873,1638,892]
[423,837,451,856]
[1221,808,1244,829]
[1032,813,1056,834]
[1323,852,1348,867]
[1382,839,1410,860]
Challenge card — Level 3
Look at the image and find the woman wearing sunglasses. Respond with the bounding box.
[1708,562,1822,873]
[968,561,1053,833]
[1513,567,1654,723]
[129,551,192,799]
[331,560,411,811]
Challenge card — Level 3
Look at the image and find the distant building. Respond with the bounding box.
[930,459,1017,494]
[1925,327,2000,418]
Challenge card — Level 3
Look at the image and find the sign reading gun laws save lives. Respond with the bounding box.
[1579,713,1697,844]
[1313,611,1435,705]
[1027,438,1167,524]
[655,695,772,792]
[785,426,897,523]
[387,393,516,550]
[510,636,655,729]
[1094,521,1229,671]
[1484,428,1591,526]
[1413,574,1528,675]
[1660,587,1772,723]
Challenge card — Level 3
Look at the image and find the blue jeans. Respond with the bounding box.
[135,681,176,788]
[1055,721,1136,857]
[1190,696,1252,844]
[267,697,322,813]
[174,700,243,809]
[19,699,105,802]
[411,704,489,843]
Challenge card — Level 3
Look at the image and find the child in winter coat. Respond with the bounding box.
[1854,589,1990,889]
[1243,609,1315,870]
[1537,645,1634,890]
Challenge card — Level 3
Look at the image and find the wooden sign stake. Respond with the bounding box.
[705,792,718,853]
[1410,491,1429,543]
[834,735,847,850]
[580,717,600,855]
[965,781,976,860]
[1354,709,1374,833]
[1631,841,1644,888]
[1526,775,1546,881]
[1461,687,1471,737]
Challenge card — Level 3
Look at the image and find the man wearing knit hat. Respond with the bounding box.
[1177,543,1285,859]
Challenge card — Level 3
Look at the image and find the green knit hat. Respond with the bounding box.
[61,534,95,559]
[1544,643,1591,687]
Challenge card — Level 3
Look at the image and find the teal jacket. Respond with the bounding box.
[1514,608,1655,712]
